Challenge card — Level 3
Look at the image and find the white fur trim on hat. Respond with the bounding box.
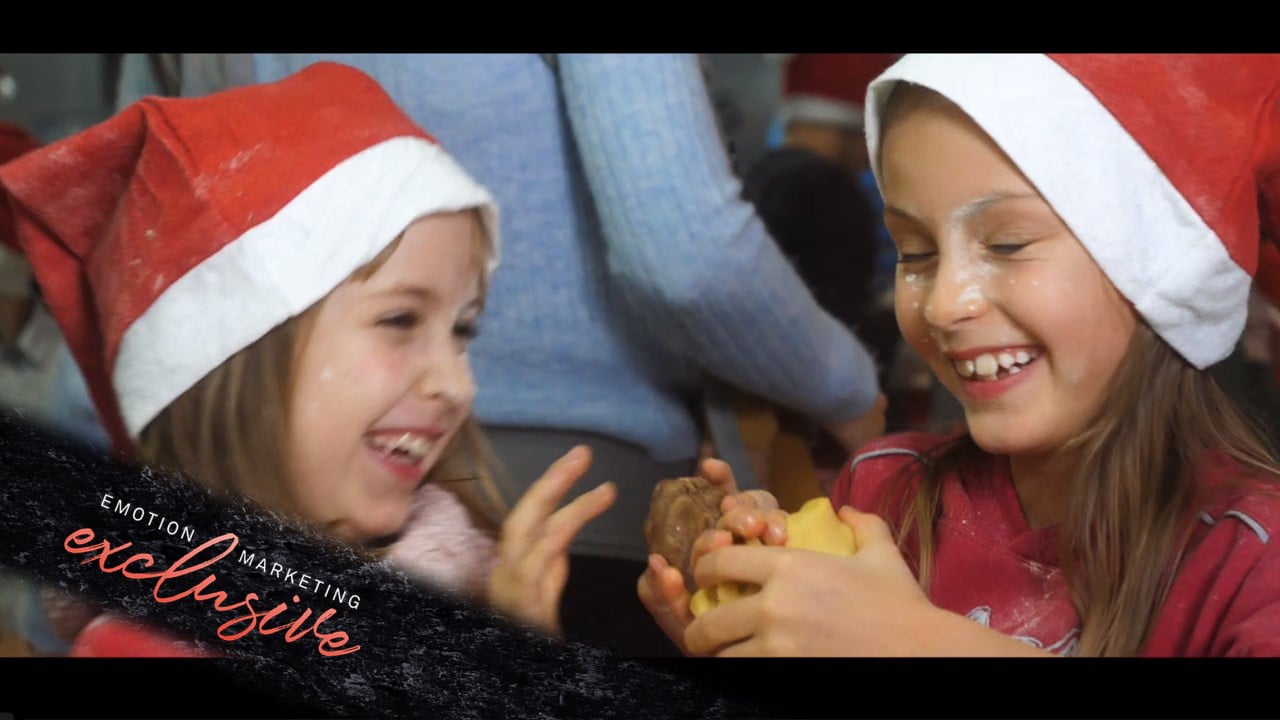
[865,53,1250,369]
[113,136,500,438]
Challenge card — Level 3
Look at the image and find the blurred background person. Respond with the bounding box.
[736,53,903,504]
[223,53,887,656]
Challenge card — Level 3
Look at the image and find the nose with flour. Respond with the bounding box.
[923,248,991,331]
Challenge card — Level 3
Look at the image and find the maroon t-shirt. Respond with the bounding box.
[830,432,1280,656]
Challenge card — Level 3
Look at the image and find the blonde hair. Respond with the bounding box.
[138,209,509,550]
[877,83,1280,656]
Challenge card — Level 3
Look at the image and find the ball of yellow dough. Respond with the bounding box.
[689,497,855,616]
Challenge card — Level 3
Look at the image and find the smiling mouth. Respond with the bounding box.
[366,431,437,467]
[953,349,1040,381]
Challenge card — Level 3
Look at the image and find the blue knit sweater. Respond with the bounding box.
[249,54,881,463]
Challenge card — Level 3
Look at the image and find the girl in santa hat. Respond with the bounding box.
[641,53,1280,657]
[0,61,616,656]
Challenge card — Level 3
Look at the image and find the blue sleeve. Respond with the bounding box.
[557,54,881,424]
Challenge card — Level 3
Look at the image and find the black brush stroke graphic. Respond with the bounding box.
[0,411,765,719]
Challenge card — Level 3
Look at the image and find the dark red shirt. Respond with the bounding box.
[830,432,1280,656]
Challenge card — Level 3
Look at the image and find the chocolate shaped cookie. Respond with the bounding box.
[643,476,727,592]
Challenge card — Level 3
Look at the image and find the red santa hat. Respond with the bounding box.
[0,61,500,451]
[778,53,901,132]
[864,53,1280,370]
[0,122,41,252]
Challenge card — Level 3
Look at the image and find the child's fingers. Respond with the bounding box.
[636,556,666,611]
[537,554,570,635]
[692,544,783,590]
[721,489,780,514]
[639,555,691,618]
[546,481,616,548]
[762,511,788,546]
[716,505,787,545]
[501,446,593,555]
[684,592,762,656]
[690,528,735,570]
[837,505,893,549]
[516,482,616,575]
[658,564,688,607]
[715,637,766,658]
[716,505,766,538]
[699,458,739,494]
[638,555,695,654]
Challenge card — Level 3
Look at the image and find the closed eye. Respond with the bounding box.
[987,243,1028,256]
[897,251,936,264]
[377,311,421,329]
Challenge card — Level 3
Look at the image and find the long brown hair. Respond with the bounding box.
[877,84,1280,655]
[892,324,1280,655]
[137,211,509,550]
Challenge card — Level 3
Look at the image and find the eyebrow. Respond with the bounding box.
[371,284,485,312]
[373,284,437,302]
[885,191,1041,228]
[949,192,1040,227]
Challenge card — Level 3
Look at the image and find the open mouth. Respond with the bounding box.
[953,349,1040,382]
[366,431,436,468]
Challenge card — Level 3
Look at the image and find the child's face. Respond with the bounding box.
[286,211,485,543]
[880,93,1137,459]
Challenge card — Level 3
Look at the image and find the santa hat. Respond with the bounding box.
[0,61,500,451]
[864,53,1280,370]
[0,122,40,252]
[778,53,901,132]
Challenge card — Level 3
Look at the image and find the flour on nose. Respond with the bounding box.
[951,257,995,312]
[958,283,984,311]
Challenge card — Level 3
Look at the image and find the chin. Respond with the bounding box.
[965,419,1040,457]
[352,504,416,544]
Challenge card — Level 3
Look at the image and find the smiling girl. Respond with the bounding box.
[641,53,1280,656]
[0,62,614,655]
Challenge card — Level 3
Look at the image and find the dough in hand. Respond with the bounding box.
[689,497,855,616]
[643,476,728,592]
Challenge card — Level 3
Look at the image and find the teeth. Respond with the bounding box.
[953,349,1039,381]
[370,432,433,463]
[974,354,999,378]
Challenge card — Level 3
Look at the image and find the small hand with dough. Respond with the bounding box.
[683,506,934,657]
[637,457,754,654]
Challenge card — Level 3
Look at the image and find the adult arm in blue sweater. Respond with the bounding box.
[558,54,883,439]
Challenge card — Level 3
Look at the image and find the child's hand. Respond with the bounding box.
[637,457,790,654]
[636,552,696,654]
[682,505,936,656]
[489,446,616,636]
[701,456,788,546]
[716,489,789,547]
